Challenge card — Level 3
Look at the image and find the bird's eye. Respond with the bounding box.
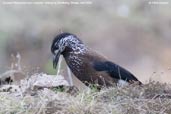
[54,50,59,54]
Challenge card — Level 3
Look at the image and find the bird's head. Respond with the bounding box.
[51,32,87,69]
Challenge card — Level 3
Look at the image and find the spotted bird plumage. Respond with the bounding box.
[51,33,141,87]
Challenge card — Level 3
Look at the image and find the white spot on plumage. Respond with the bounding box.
[117,79,129,87]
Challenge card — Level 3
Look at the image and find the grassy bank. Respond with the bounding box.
[0,74,171,114]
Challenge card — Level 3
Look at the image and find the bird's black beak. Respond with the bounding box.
[53,50,61,69]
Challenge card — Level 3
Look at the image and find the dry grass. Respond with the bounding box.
[1,55,171,114]
[0,73,171,114]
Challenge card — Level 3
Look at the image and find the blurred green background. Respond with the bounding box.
[0,0,171,83]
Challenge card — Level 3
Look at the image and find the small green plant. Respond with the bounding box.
[89,84,101,92]
[52,86,66,93]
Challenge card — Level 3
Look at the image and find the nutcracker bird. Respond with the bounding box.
[51,33,141,87]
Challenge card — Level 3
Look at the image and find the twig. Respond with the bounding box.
[67,66,73,86]
[56,56,62,76]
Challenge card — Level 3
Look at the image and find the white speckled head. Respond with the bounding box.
[51,33,88,68]
[51,33,88,55]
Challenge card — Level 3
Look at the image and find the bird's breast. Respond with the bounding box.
[64,54,84,74]
[63,53,116,86]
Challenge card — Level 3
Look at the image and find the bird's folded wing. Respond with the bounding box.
[93,61,139,82]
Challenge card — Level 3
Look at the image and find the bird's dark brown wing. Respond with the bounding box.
[85,50,141,84]
[92,61,139,82]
